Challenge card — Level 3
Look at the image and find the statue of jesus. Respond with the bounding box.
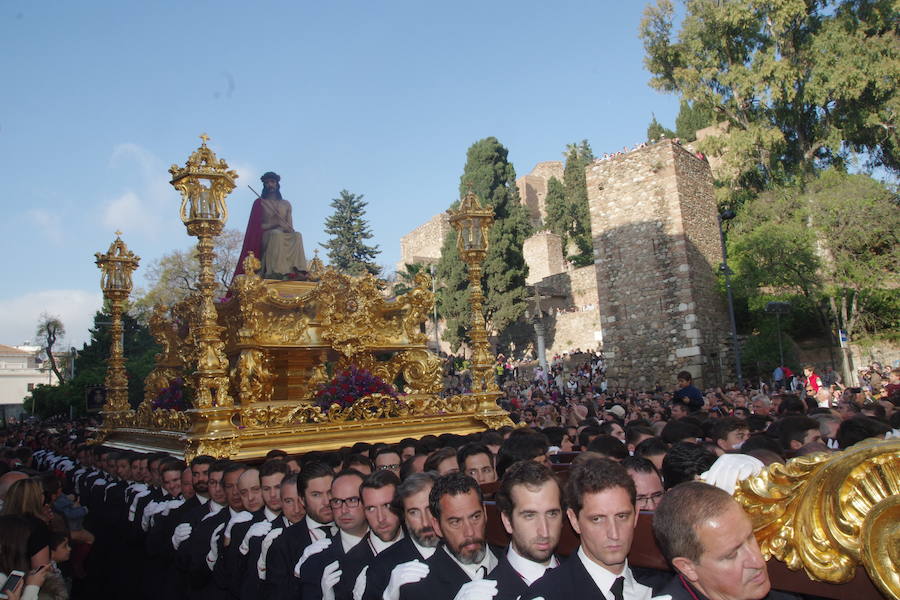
[232,171,308,281]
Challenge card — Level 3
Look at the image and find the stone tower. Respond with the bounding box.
[586,140,730,389]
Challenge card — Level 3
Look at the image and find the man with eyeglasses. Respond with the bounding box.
[457,443,497,487]
[374,446,403,475]
[297,468,369,600]
[329,469,404,600]
[622,457,665,512]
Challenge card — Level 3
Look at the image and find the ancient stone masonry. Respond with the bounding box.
[397,213,451,273]
[516,161,564,228]
[586,140,731,389]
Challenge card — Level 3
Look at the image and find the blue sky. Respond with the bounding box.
[0,1,679,348]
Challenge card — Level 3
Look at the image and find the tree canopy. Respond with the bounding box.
[436,137,532,351]
[320,190,381,276]
[544,141,595,266]
[641,0,899,193]
[132,228,242,319]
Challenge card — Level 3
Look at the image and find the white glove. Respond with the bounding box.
[700,454,764,494]
[352,565,369,600]
[161,498,185,516]
[383,560,429,600]
[172,522,193,550]
[142,501,164,531]
[129,489,151,522]
[257,528,285,580]
[453,579,497,600]
[321,560,342,600]
[294,537,333,576]
[239,520,273,555]
[224,511,253,543]
[650,596,673,600]
[205,523,225,571]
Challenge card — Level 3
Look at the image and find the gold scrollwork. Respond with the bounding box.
[231,348,275,405]
[185,435,240,462]
[734,437,900,593]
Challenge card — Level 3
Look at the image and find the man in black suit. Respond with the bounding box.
[184,460,233,600]
[488,461,564,600]
[399,472,503,600]
[263,461,336,600]
[330,469,404,600]
[297,469,369,600]
[652,482,793,600]
[360,472,440,600]
[522,457,652,600]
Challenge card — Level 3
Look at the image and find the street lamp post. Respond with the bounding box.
[448,190,501,411]
[95,232,140,417]
[717,209,743,389]
[525,285,550,376]
[169,134,239,458]
[765,301,791,368]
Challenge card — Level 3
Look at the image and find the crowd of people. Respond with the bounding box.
[0,358,897,600]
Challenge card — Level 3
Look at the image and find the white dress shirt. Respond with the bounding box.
[577,547,651,600]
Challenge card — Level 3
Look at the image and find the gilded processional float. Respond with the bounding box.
[95,136,512,461]
[94,137,899,599]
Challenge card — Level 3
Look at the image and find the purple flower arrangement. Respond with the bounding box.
[153,377,188,411]
[314,366,398,412]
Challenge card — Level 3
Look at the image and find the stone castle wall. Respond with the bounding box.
[586,140,730,389]
[516,161,563,228]
[397,213,450,273]
[397,142,729,384]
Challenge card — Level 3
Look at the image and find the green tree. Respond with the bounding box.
[543,176,568,240]
[35,314,66,383]
[641,0,899,193]
[392,262,428,297]
[647,114,675,143]
[320,190,381,276]
[728,170,900,357]
[24,309,160,418]
[133,228,242,320]
[675,99,715,142]
[436,137,532,350]
[545,144,595,267]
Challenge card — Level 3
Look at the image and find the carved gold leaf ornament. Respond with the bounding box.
[734,438,900,597]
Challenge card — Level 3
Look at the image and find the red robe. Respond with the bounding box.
[231,197,265,284]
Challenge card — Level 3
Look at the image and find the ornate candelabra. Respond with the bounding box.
[95,233,140,416]
[169,134,239,458]
[448,190,501,412]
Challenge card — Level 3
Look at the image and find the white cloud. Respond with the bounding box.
[102,143,173,239]
[0,289,103,349]
[102,191,163,237]
[27,209,64,245]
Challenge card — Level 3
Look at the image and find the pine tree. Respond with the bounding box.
[436,137,532,351]
[675,99,715,142]
[545,143,595,267]
[647,114,675,143]
[320,190,381,276]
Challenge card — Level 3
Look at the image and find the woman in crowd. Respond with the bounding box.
[0,515,54,600]
[1,479,52,569]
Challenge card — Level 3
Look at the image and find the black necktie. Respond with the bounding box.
[610,576,625,600]
[319,525,334,539]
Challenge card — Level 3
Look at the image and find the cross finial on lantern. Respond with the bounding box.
[115,230,123,237]
[199,133,210,145]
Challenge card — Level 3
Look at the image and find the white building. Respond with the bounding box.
[0,344,57,420]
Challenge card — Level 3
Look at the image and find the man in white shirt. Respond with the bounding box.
[399,472,502,600]
[522,457,652,600]
[488,460,563,600]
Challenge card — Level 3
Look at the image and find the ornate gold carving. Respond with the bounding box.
[735,437,900,592]
[231,348,275,405]
[185,435,240,462]
[312,270,389,356]
[133,400,192,431]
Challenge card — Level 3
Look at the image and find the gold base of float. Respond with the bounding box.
[97,259,512,460]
